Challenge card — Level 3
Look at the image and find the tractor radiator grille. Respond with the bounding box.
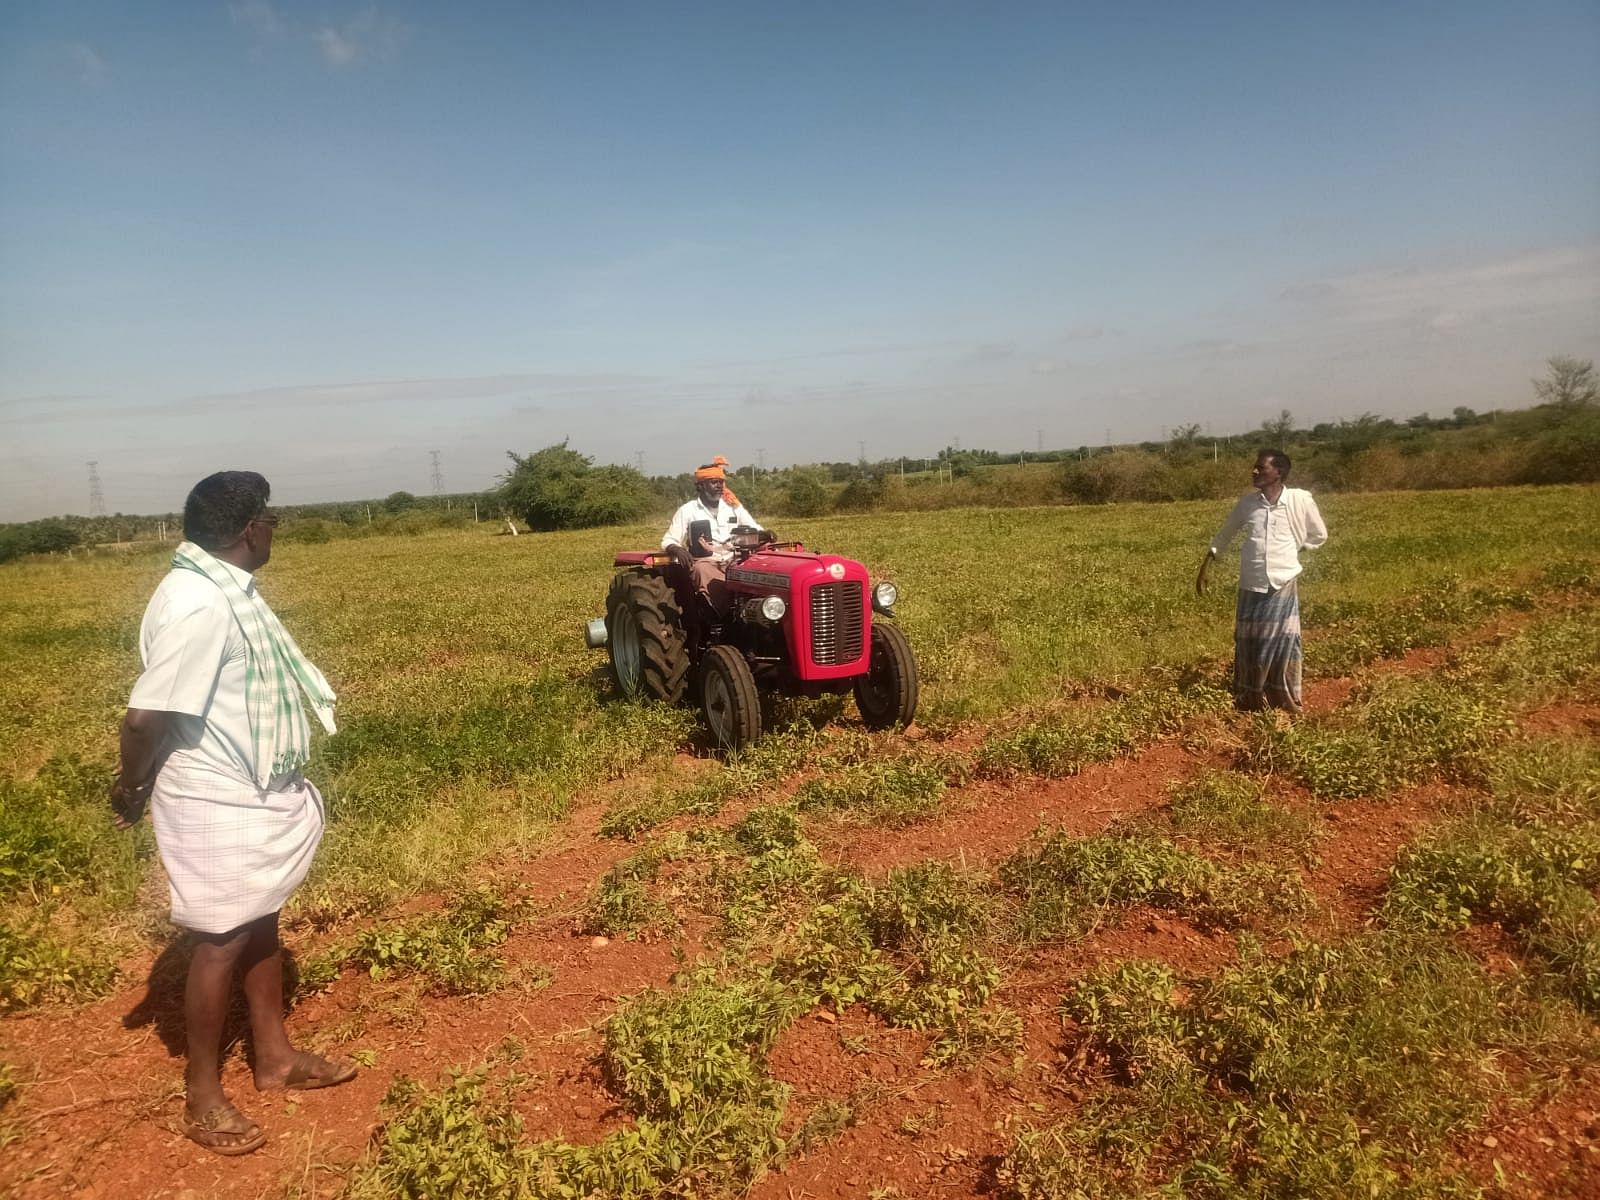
[809,581,864,666]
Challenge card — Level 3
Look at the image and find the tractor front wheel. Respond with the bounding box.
[854,619,919,730]
[606,570,690,704]
[699,645,762,751]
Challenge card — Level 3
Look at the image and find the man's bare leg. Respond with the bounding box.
[237,913,295,1084]
[241,912,354,1091]
[184,923,262,1151]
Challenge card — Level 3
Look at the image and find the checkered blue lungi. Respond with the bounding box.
[1234,581,1302,712]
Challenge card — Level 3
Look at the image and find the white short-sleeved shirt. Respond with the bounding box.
[661,497,762,563]
[129,559,292,791]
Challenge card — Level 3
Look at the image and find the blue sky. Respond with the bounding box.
[2,1,1597,519]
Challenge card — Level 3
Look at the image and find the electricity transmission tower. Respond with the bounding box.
[86,461,107,517]
[429,450,444,496]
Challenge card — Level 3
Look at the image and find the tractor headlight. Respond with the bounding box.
[872,581,899,613]
[760,595,788,622]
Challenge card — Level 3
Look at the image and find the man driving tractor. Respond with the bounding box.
[661,455,762,615]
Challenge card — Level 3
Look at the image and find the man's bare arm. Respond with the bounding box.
[110,708,173,828]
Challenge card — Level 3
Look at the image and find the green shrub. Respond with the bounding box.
[0,756,146,905]
[349,887,517,994]
[0,913,117,1012]
[792,757,947,826]
[580,871,677,940]
[1166,769,1316,859]
[605,972,804,1117]
[1386,818,1600,1012]
[1485,738,1600,824]
[1250,677,1512,800]
[999,829,1308,940]
[976,686,1229,781]
[1001,934,1537,1199]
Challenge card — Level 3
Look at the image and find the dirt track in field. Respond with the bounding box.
[4,635,1600,1200]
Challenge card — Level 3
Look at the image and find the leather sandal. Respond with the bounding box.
[183,1101,266,1156]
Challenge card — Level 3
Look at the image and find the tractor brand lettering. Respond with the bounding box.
[727,569,791,589]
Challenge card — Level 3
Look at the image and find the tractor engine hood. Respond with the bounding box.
[724,549,869,593]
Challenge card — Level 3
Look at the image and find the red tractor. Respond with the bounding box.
[584,529,918,749]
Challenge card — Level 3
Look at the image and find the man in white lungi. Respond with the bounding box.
[110,470,354,1156]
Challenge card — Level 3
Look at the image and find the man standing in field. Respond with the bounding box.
[1197,449,1328,712]
[662,455,763,614]
[109,471,354,1156]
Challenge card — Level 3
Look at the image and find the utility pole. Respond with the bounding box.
[857,440,866,463]
[634,451,645,474]
[1036,428,1043,454]
[430,450,444,497]
[86,461,106,517]
[757,448,766,471]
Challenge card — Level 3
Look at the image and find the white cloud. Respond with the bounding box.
[65,42,107,86]
[229,0,284,37]
[229,3,409,67]
[1279,243,1600,334]
[314,27,359,65]
[313,9,410,67]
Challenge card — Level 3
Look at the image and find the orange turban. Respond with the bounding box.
[694,456,741,507]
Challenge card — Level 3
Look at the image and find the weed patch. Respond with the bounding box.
[0,755,147,905]
[1485,738,1600,824]
[1387,819,1600,1012]
[1248,677,1512,799]
[792,756,949,826]
[998,828,1309,941]
[0,911,117,1012]
[998,932,1578,1198]
[1166,769,1317,861]
[976,685,1229,779]
[581,870,678,940]
[348,887,520,995]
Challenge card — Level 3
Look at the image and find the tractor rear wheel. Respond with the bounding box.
[699,644,762,751]
[606,570,690,704]
[854,619,919,730]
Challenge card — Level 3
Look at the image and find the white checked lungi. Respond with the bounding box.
[151,759,326,935]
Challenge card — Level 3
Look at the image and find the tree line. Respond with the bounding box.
[3,357,1595,561]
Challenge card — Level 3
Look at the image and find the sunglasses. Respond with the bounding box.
[251,512,280,529]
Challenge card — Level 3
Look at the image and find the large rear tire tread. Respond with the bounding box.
[854,619,919,730]
[699,644,763,752]
[606,570,690,705]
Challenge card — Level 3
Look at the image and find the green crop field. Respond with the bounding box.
[2,483,1599,1198]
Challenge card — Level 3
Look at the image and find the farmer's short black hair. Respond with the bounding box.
[183,471,271,550]
[1258,449,1291,478]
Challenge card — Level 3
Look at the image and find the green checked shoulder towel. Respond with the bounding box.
[173,541,337,786]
